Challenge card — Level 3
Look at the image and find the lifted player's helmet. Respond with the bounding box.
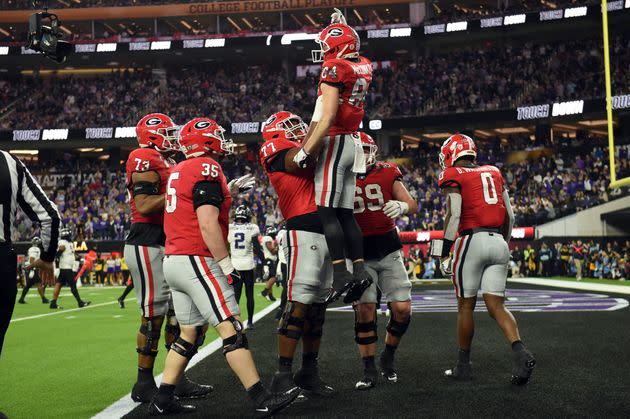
[360,132,377,169]
[262,111,308,144]
[31,236,42,247]
[179,118,235,159]
[265,225,278,238]
[234,205,252,223]
[136,113,179,152]
[439,134,477,170]
[312,23,360,63]
[60,228,72,240]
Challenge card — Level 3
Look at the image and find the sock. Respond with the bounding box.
[246,381,267,405]
[333,263,347,275]
[278,356,293,373]
[382,344,397,363]
[511,340,525,352]
[362,356,376,371]
[155,383,176,404]
[458,348,471,364]
[302,352,318,369]
[138,367,154,383]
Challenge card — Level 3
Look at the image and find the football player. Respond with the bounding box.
[260,225,279,301]
[352,133,417,389]
[228,205,263,329]
[117,257,133,309]
[293,9,373,304]
[18,237,49,304]
[153,117,300,416]
[260,111,335,397]
[430,134,536,385]
[49,228,89,309]
[124,113,211,403]
[274,224,289,320]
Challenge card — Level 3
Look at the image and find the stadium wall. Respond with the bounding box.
[536,196,630,238]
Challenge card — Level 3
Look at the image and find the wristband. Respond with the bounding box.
[217,257,235,276]
[399,201,409,215]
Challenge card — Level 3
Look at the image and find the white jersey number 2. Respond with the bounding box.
[480,172,498,205]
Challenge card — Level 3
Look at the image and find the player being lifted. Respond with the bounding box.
[260,111,335,397]
[124,113,212,403]
[352,133,416,390]
[293,9,373,304]
[18,237,49,304]
[153,118,300,416]
[228,205,263,329]
[430,134,536,385]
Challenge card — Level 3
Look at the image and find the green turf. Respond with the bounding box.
[548,276,630,286]
[0,284,274,419]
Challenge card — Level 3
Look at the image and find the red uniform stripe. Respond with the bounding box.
[288,230,299,301]
[142,246,155,317]
[199,257,232,318]
[451,237,466,298]
[319,137,336,206]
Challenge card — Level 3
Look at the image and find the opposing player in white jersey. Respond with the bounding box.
[18,237,49,304]
[275,225,289,320]
[49,228,90,309]
[228,205,263,329]
[260,225,279,301]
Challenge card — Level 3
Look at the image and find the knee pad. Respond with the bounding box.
[386,311,411,338]
[222,317,249,355]
[170,326,205,360]
[137,318,162,357]
[277,301,306,340]
[164,309,181,350]
[303,303,326,339]
[354,307,377,345]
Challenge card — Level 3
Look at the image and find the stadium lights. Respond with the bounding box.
[9,149,39,155]
[503,14,526,25]
[42,128,68,140]
[114,126,136,138]
[96,43,117,53]
[205,38,225,48]
[390,27,412,37]
[626,0,630,8]
[552,100,584,116]
[150,41,171,50]
[368,119,382,130]
[480,17,503,28]
[0,46,9,55]
[12,130,41,141]
[446,21,468,32]
[129,42,151,51]
[280,33,317,45]
[564,6,587,18]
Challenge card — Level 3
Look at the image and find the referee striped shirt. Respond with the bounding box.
[0,150,60,262]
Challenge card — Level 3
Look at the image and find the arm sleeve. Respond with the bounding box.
[253,235,264,261]
[444,193,462,241]
[192,181,224,210]
[13,156,60,262]
[131,181,160,196]
[502,189,515,242]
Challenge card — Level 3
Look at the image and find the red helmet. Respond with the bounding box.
[360,132,377,168]
[262,111,308,144]
[312,23,360,63]
[178,118,234,159]
[135,113,178,151]
[439,134,477,170]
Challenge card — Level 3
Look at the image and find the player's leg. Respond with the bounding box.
[242,270,255,328]
[353,261,379,390]
[49,276,63,309]
[262,260,277,301]
[18,272,34,304]
[275,263,288,321]
[65,270,89,307]
[117,280,134,309]
[233,269,244,304]
[36,272,48,303]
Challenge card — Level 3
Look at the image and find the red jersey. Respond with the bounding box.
[164,157,232,257]
[260,137,316,220]
[354,162,402,237]
[438,164,506,233]
[126,147,172,226]
[318,56,372,136]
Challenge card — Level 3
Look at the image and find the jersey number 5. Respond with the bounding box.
[480,172,498,205]
[165,172,179,213]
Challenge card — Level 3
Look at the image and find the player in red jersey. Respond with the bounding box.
[151,118,300,416]
[260,111,335,398]
[352,133,417,390]
[293,9,373,305]
[124,113,212,403]
[430,134,535,385]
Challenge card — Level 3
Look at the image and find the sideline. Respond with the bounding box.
[92,300,281,419]
[11,298,136,322]
[509,277,630,295]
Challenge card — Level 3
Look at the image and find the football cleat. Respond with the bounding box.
[42,298,50,304]
[18,299,25,304]
[148,397,196,416]
[131,380,158,403]
[325,270,354,304]
[117,297,125,309]
[511,349,536,386]
[444,362,472,381]
[355,369,377,391]
[379,352,398,384]
[254,386,301,418]
[174,375,213,399]
[343,270,373,304]
[294,368,335,397]
[271,371,296,393]
[79,301,91,308]
[246,320,254,330]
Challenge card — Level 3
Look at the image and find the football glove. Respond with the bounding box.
[382,200,409,219]
[227,174,255,197]
[330,8,347,24]
[293,148,312,169]
[440,257,453,277]
[217,257,239,286]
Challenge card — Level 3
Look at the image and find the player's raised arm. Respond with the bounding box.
[501,186,515,243]
[131,170,165,215]
[296,83,339,165]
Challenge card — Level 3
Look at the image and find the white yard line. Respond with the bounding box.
[11,298,136,322]
[508,278,630,295]
[92,300,281,419]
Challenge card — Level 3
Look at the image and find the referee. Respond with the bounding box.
[0,150,60,356]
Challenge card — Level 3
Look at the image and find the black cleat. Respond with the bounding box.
[174,375,213,399]
[117,297,125,309]
[511,349,536,386]
[325,270,355,304]
[132,380,158,403]
[271,371,296,393]
[246,321,254,330]
[42,298,50,304]
[49,302,62,309]
[444,361,472,381]
[254,386,301,418]
[148,397,196,416]
[79,301,91,308]
[355,368,377,391]
[294,368,335,397]
[18,299,26,304]
[379,352,398,384]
